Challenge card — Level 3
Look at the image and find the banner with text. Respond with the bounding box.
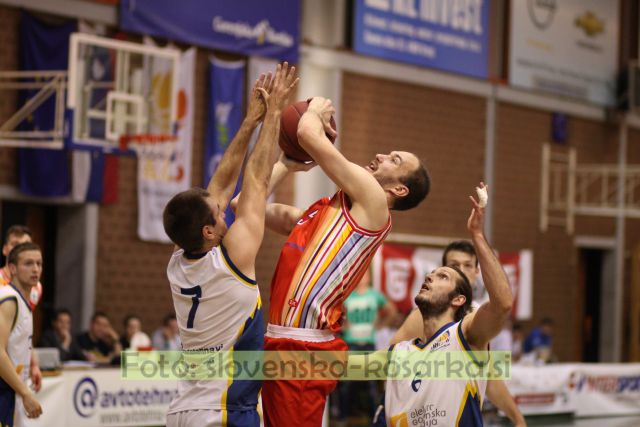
[121,0,300,62]
[353,0,490,78]
[509,0,619,106]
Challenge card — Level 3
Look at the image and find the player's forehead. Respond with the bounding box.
[430,266,457,277]
[17,249,42,263]
[8,233,31,244]
[445,250,476,264]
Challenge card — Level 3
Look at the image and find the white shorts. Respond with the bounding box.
[166,409,221,427]
[167,408,261,427]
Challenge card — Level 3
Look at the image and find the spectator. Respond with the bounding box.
[152,314,181,350]
[120,315,151,350]
[512,322,524,363]
[523,317,554,363]
[38,309,85,361]
[76,312,122,365]
[338,269,396,421]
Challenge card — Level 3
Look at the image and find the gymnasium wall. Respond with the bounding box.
[0,6,19,186]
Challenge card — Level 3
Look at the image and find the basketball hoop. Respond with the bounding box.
[119,133,178,163]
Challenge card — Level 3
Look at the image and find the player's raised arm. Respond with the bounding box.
[223,63,299,276]
[207,72,273,210]
[297,97,389,230]
[462,184,513,349]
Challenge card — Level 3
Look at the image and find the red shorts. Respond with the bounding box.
[262,326,348,427]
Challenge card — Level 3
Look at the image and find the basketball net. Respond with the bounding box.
[119,134,178,180]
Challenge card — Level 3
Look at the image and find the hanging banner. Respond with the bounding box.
[120,0,300,62]
[353,0,490,78]
[137,47,195,243]
[509,0,620,106]
[372,243,533,319]
[203,58,245,225]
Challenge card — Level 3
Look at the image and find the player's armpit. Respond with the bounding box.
[220,214,264,281]
[461,304,510,350]
[266,203,303,235]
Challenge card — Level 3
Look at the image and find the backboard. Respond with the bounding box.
[67,33,181,152]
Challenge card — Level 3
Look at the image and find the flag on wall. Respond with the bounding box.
[203,58,245,225]
[137,44,195,243]
[18,12,75,197]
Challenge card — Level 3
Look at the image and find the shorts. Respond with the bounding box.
[0,388,15,427]
[262,324,348,427]
[166,408,260,427]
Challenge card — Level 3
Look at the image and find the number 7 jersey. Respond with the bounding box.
[166,244,263,414]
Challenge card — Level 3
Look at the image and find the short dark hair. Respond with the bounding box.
[91,311,109,323]
[123,314,140,327]
[442,240,478,267]
[8,242,40,266]
[55,308,71,320]
[541,317,554,326]
[163,187,216,253]
[4,225,32,244]
[163,314,176,326]
[391,159,430,211]
[448,265,473,322]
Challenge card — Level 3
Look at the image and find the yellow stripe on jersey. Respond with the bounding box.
[455,381,479,426]
[221,295,261,425]
[219,245,257,289]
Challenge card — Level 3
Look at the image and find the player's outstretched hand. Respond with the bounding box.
[257,62,299,112]
[307,97,338,139]
[246,72,274,124]
[23,392,42,418]
[467,182,487,237]
[279,151,316,172]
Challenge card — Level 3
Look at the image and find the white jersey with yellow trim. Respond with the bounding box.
[166,245,263,415]
[385,320,487,427]
[0,283,32,388]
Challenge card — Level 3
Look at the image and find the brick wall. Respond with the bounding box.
[0,6,19,186]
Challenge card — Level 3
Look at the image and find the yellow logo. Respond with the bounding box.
[390,413,409,427]
[575,11,604,37]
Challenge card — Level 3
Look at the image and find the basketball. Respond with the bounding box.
[279,99,337,162]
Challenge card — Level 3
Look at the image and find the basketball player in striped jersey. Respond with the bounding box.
[0,242,43,426]
[261,97,430,426]
[385,184,513,427]
[162,63,298,427]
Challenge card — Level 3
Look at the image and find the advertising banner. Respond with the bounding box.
[121,0,300,62]
[372,243,533,319]
[509,0,620,106]
[353,0,490,78]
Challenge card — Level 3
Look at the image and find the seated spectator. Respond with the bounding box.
[523,317,555,363]
[76,312,122,365]
[511,322,524,363]
[152,314,181,350]
[120,314,151,350]
[38,308,85,361]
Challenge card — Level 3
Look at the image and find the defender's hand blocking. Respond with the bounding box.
[246,72,274,124]
[468,182,487,236]
[257,62,299,112]
[307,97,338,139]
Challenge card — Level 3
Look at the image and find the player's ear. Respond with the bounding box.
[8,262,17,277]
[202,224,215,241]
[388,184,409,198]
[451,294,466,308]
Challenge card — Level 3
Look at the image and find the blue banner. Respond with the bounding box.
[353,0,489,79]
[120,0,300,62]
[19,12,75,197]
[204,58,245,225]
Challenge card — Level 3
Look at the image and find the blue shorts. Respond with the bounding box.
[0,388,16,427]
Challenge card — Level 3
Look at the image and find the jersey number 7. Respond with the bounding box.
[180,285,202,328]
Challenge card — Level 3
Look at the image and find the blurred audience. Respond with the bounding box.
[337,270,396,421]
[152,314,181,350]
[511,322,524,363]
[38,308,85,361]
[76,312,122,365]
[523,317,555,364]
[120,314,151,350]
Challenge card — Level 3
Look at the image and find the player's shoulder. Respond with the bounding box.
[0,284,16,299]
